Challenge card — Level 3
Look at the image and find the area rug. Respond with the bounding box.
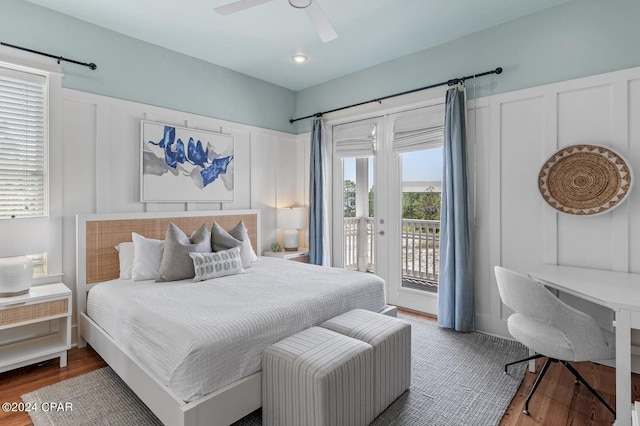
[22,314,527,426]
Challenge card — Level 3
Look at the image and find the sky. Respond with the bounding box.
[343,148,443,187]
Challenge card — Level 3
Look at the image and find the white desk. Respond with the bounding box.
[530,264,640,426]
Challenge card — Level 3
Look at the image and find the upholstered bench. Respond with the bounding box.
[320,309,411,417]
[262,326,375,426]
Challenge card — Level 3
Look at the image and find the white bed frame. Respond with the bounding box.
[76,208,396,426]
[76,209,263,426]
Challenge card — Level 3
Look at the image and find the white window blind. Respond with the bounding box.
[333,119,376,158]
[392,104,445,153]
[0,66,46,219]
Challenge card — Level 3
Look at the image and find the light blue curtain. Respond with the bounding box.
[437,86,474,332]
[309,118,324,265]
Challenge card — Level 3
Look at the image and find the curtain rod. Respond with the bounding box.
[1,42,97,70]
[289,66,502,124]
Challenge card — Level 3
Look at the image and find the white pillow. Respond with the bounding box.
[115,241,134,279]
[131,232,164,281]
[190,247,244,281]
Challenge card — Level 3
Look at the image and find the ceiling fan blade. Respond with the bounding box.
[214,0,275,16]
[305,1,338,42]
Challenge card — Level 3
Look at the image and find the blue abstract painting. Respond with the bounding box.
[141,121,234,202]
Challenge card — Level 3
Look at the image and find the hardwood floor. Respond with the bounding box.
[500,357,640,426]
[0,315,637,426]
[0,347,106,426]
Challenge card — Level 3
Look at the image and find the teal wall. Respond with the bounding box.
[1,0,297,133]
[5,1,640,135]
[294,0,640,133]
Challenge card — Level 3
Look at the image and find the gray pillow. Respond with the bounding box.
[190,247,244,281]
[157,222,211,282]
[211,221,253,268]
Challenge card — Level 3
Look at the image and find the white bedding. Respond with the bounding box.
[87,257,386,402]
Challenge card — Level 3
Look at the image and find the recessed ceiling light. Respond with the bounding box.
[291,54,309,64]
[289,0,312,8]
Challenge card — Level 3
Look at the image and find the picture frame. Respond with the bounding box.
[140,121,234,202]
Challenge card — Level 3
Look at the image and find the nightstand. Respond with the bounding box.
[264,248,310,263]
[0,283,72,373]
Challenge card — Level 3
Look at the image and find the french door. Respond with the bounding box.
[331,117,387,288]
[331,103,444,316]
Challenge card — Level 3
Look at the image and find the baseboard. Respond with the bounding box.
[379,305,398,317]
[396,306,437,321]
[474,313,510,339]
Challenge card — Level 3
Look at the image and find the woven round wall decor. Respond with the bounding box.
[538,144,632,215]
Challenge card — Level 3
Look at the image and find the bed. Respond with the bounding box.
[76,209,389,426]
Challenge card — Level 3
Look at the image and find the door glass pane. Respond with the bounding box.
[343,158,357,269]
[401,148,442,293]
[366,157,375,273]
[342,157,375,272]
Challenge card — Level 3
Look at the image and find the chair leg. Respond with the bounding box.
[523,357,554,415]
[561,361,616,417]
[504,353,545,374]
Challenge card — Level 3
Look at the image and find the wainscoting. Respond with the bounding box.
[470,66,640,338]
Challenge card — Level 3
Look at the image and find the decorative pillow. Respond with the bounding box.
[131,233,164,281]
[190,247,244,281]
[228,220,258,262]
[115,241,134,279]
[211,221,255,268]
[157,222,211,282]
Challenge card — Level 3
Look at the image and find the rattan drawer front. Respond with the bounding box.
[0,299,68,327]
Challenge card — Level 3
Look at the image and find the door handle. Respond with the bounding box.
[378,231,385,236]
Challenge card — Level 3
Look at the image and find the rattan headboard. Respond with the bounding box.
[77,210,260,285]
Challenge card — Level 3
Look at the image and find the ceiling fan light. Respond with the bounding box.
[289,0,312,9]
[291,54,309,63]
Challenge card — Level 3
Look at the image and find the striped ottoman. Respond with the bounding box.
[262,326,375,426]
[320,309,411,417]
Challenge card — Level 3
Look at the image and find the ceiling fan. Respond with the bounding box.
[214,0,338,43]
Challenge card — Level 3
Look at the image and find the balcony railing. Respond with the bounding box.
[343,217,440,292]
[344,217,375,273]
[402,219,439,293]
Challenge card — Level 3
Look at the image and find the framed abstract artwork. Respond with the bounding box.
[140,121,234,202]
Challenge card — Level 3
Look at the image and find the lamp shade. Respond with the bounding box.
[0,217,49,257]
[0,217,49,296]
[277,207,306,230]
[277,207,306,251]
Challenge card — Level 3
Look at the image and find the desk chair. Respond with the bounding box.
[494,266,616,417]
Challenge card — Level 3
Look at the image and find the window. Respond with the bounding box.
[0,64,48,273]
[0,65,47,219]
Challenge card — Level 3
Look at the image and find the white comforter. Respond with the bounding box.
[87,257,386,402]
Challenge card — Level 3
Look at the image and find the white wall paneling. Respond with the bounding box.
[467,99,497,333]
[276,138,299,209]
[297,133,311,248]
[250,132,277,253]
[59,89,300,338]
[248,132,301,253]
[630,79,640,273]
[477,66,640,337]
[542,93,558,265]
[61,97,97,312]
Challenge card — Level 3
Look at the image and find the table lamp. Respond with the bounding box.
[277,207,306,251]
[0,217,49,297]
